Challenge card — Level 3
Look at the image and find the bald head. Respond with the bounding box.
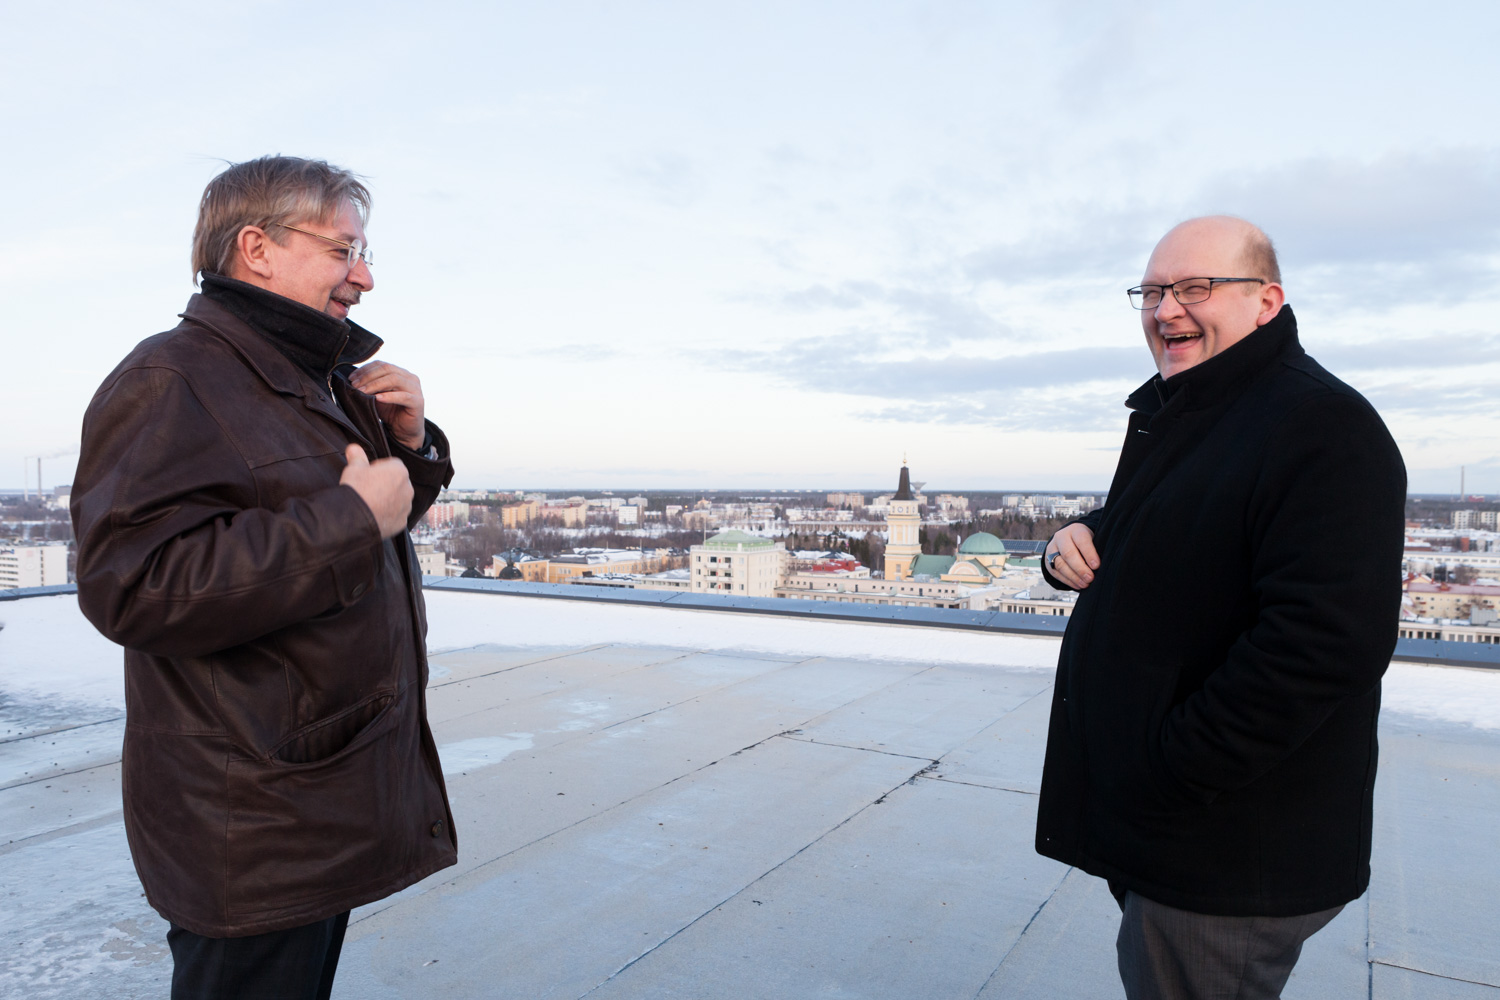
[1139,216,1287,379]
[1153,216,1280,287]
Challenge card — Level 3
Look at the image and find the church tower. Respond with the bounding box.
[883,460,921,580]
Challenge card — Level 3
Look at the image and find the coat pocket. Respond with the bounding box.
[1083,655,1191,815]
[225,695,402,919]
[272,693,394,764]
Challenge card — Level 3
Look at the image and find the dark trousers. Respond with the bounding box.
[167,911,349,1000]
[1115,890,1342,1000]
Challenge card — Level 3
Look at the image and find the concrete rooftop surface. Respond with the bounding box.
[3,588,1500,999]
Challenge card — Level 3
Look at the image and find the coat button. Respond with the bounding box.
[430,819,445,838]
[352,583,366,598]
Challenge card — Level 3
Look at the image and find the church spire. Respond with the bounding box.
[894,461,913,501]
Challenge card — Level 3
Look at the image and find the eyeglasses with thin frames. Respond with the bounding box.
[1127,277,1263,310]
[272,223,373,270]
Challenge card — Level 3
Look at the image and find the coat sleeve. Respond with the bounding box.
[1158,391,1407,800]
[1040,506,1107,590]
[72,365,385,658]
[387,419,454,531]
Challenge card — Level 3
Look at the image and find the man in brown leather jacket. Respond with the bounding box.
[71,156,458,999]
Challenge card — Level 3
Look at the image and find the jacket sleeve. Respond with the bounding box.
[72,365,385,658]
[388,419,454,531]
[1158,391,1407,800]
[1040,506,1107,590]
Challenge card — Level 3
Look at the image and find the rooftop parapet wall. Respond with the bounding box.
[424,579,1500,670]
[419,579,1500,670]
[8,581,1499,672]
[0,583,82,603]
[423,576,1066,637]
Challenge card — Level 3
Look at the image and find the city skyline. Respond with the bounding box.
[5,2,1500,494]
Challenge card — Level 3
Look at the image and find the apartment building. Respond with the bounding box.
[991,580,1076,617]
[691,531,786,597]
[1398,616,1500,644]
[637,568,692,592]
[1404,581,1500,619]
[425,501,471,529]
[414,543,466,578]
[500,499,540,528]
[827,493,866,508]
[776,572,998,610]
[934,494,970,517]
[541,501,588,528]
[0,543,68,589]
[490,554,550,581]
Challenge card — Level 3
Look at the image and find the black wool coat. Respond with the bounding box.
[1035,306,1406,917]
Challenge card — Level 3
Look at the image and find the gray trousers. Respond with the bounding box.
[1116,891,1343,1000]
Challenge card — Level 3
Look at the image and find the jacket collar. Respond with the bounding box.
[1125,305,1302,416]
[196,274,382,387]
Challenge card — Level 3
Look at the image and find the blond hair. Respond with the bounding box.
[1242,226,1282,286]
[191,155,371,282]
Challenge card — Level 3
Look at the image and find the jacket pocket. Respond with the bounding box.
[225,695,402,919]
[272,692,394,764]
[1084,654,1190,814]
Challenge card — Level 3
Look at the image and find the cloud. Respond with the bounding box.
[714,321,1500,433]
[1204,151,1500,267]
[866,392,1129,433]
[618,152,700,206]
[523,344,625,363]
[779,282,879,311]
[1050,0,1163,117]
[1359,380,1500,418]
[1199,150,1500,308]
[962,207,1163,285]
[769,343,1145,397]
[774,281,1015,347]
[764,143,812,167]
[960,149,1500,308]
[1312,334,1500,373]
[715,336,1145,430]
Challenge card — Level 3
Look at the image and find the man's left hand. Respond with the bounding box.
[349,362,426,452]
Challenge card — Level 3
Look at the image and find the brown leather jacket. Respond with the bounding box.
[71,292,457,937]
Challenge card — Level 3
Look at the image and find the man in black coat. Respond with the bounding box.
[1037,216,1406,999]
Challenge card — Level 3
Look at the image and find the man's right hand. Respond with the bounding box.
[1046,522,1100,590]
[339,443,413,538]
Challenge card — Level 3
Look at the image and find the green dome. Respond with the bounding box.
[958,531,1006,555]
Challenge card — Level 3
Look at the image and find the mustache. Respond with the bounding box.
[332,284,362,307]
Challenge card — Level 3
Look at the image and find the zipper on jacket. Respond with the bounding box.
[326,332,349,407]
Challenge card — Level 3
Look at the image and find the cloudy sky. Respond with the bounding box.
[4,1,1498,493]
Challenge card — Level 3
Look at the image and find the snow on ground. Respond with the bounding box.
[0,595,125,711]
[422,590,1062,669]
[0,821,169,995]
[4,591,1500,731]
[1383,662,1500,730]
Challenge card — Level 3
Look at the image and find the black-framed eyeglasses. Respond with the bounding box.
[1127,277,1263,310]
[273,223,373,270]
